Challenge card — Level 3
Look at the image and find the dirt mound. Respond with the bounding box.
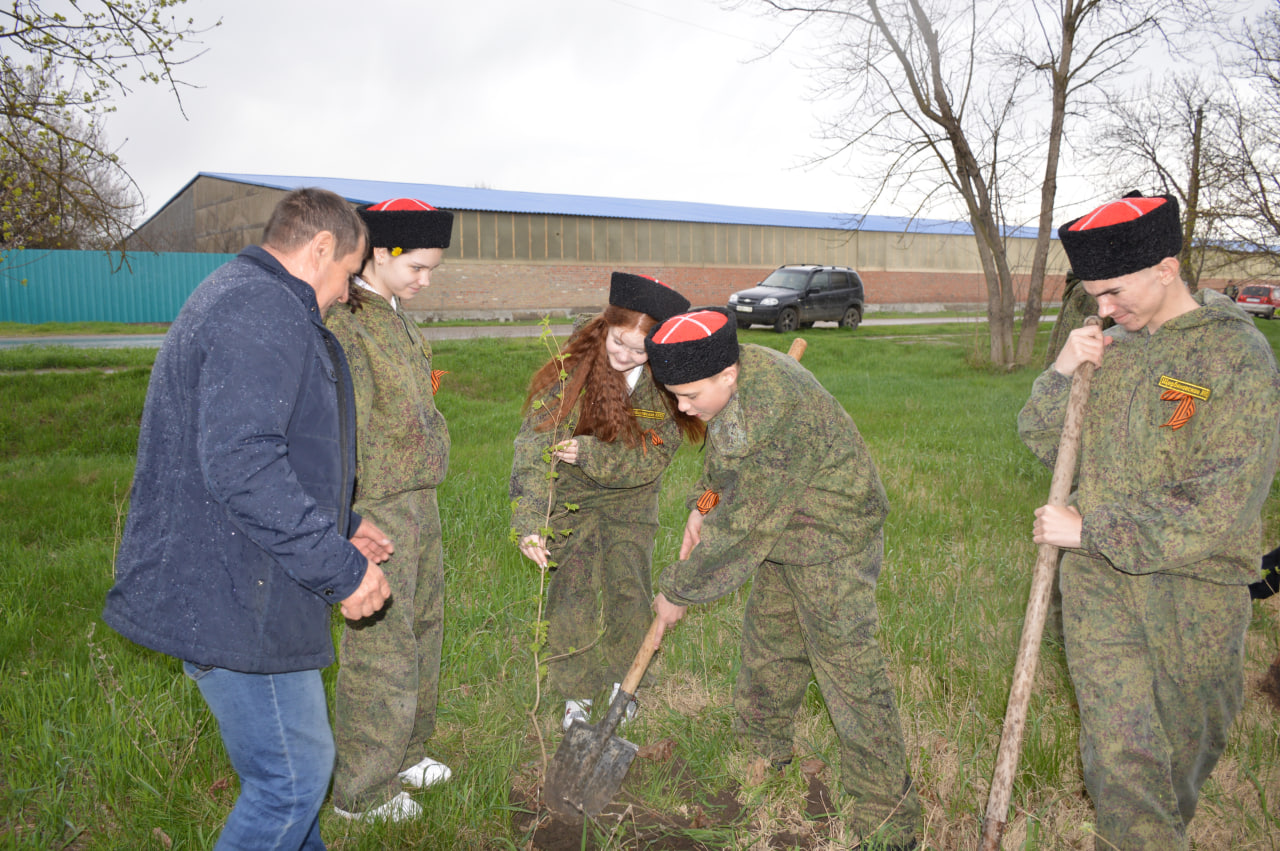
[509,745,839,850]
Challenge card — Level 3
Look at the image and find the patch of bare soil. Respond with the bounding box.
[1260,652,1280,713]
[509,743,839,850]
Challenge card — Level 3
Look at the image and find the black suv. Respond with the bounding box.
[728,265,866,332]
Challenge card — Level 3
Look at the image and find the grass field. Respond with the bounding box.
[0,310,1055,339]
[0,321,173,337]
[1,321,1278,850]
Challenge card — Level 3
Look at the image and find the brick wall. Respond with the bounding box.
[402,262,1078,319]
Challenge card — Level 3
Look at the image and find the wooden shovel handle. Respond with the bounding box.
[787,337,807,360]
[619,617,665,696]
[980,317,1101,850]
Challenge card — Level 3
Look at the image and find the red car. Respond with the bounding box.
[1236,284,1280,320]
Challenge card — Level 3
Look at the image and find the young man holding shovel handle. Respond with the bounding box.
[1019,192,1280,851]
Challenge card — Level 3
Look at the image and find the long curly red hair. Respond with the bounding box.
[524,305,704,446]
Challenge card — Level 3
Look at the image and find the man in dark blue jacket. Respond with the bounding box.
[104,188,393,850]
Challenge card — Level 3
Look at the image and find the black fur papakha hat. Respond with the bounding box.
[1057,191,1182,281]
[358,198,454,251]
[644,307,739,386]
[609,272,690,322]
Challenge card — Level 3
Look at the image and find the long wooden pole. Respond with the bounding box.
[979,317,1100,850]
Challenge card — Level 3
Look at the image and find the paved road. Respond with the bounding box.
[0,334,174,350]
[0,315,1041,350]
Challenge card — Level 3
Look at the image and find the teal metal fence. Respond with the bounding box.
[0,250,236,323]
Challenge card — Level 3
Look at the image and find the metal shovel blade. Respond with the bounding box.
[542,617,664,819]
[543,692,639,819]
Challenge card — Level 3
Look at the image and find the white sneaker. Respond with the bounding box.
[610,682,638,726]
[333,790,422,822]
[398,755,452,789]
[562,698,592,731]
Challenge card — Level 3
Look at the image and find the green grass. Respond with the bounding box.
[1,324,1278,849]
[0,321,172,336]
[0,346,158,373]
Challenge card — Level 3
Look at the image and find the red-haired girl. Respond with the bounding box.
[510,272,701,730]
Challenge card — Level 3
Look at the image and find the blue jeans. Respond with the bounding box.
[184,663,334,851]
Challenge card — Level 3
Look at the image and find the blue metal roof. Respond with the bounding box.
[198,172,1032,238]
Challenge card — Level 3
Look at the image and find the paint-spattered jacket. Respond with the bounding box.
[326,292,450,501]
[658,344,889,606]
[103,246,366,674]
[1019,289,1280,586]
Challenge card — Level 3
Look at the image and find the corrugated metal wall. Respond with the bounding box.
[451,209,1035,272]
[0,250,235,323]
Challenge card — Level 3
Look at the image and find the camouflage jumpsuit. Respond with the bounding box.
[658,344,920,846]
[1019,291,1280,850]
[510,364,683,701]
[326,294,450,811]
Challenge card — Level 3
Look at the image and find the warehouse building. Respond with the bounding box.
[129,172,1066,320]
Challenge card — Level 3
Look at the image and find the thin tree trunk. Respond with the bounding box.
[1017,8,1075,366]
[1183,106,1204,292]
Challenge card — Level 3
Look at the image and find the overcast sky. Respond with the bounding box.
[110,0,1259,226]
[106,0,897,220]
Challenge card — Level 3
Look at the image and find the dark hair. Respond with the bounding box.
[524,305,704,445]
[262,188,367,259]
[339,281,370,313]
[337,241,379,314]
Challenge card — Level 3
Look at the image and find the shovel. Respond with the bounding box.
[979,317,1101,850]
[543,616,664,819]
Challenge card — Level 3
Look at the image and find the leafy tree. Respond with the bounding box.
[0,0,215,255]
[2,65,139,250]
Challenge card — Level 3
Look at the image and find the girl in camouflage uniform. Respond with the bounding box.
[326,198,454,822]
[510,272,700,731]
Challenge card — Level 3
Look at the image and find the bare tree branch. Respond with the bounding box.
[740,0,1227,367]
[0,1,218,261]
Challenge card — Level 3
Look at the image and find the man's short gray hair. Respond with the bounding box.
[263,188,367,259]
